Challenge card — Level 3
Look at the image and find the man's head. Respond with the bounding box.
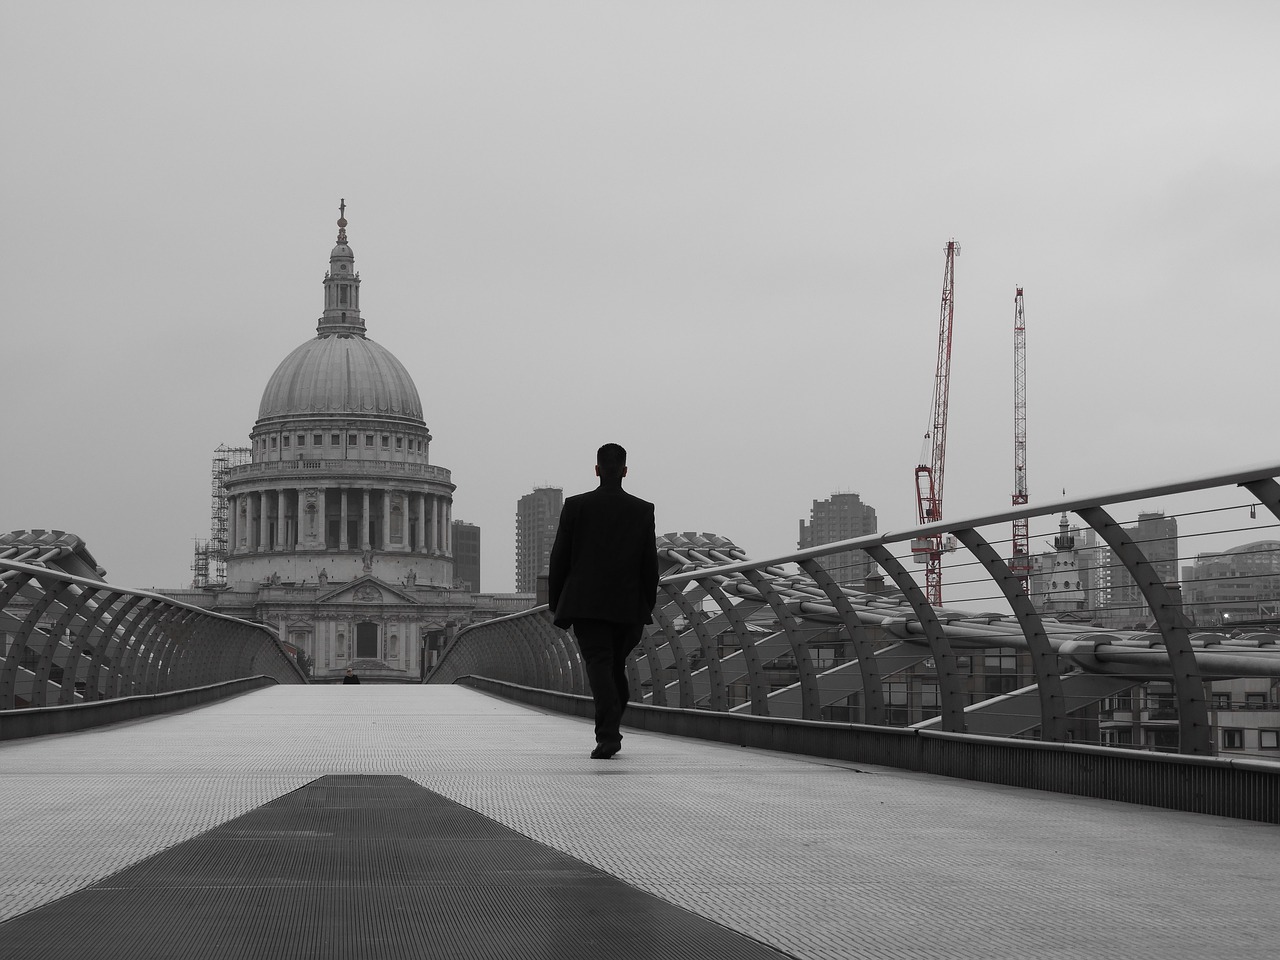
[595,443,628,481]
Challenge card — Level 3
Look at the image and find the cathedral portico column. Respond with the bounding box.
[445,501,452,555]
[258,491,269,553]
[362,488,372,550]
[383,489,392,551]
[227,495,237,555]
[433,496,439,552]
[340,487,349,551]
[312,486,324,547]
[416,493,426,554]
[277,489,287,551]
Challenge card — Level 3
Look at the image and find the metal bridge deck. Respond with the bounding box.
[2,685,1277,959]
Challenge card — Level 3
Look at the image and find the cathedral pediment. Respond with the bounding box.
[315,575,420,606]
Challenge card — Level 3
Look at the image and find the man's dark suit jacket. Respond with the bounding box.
[547,483,660,629]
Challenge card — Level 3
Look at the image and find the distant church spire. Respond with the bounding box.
[318,199,365,337]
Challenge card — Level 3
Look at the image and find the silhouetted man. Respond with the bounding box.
[548,443,660,759]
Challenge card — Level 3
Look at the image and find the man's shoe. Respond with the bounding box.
[590,741,621,759]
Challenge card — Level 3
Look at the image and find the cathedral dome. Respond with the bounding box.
[256,332,424,424]
[254,202,424,427]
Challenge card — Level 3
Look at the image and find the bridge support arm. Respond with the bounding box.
[743,569,821,720]
[663,583,727,712]
[863,545,967,733]
[1076,506,1212,755]
[798,559,887,725]
[702,579,770,715]
[951,528,1069,741]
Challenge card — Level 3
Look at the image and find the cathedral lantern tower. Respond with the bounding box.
[1040,513,1087,614]
[223,203,456,591]
[321,200,363,333]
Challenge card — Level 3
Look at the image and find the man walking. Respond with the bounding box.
[548,443,660,759]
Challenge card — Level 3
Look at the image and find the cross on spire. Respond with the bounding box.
[336,198,348,243]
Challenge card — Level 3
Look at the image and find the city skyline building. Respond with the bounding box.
[1028,514,1090,616]
[798,492,877,585]
[452,520,481,593]
[515,487,563,593]
[1095,511,1179,628]
[1182,540,1280,627]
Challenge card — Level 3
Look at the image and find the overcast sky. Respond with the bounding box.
[4,1,1279,594]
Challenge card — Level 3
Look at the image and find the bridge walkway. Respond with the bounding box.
[2,685,1277,959]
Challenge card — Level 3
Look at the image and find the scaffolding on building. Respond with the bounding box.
[191,444,252,588]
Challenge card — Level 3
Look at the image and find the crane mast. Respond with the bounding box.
[1011,288,1030,588]
[912,240,959,605]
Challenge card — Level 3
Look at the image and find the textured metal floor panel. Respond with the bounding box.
[0,774,794,960]
[5,685,1280,959]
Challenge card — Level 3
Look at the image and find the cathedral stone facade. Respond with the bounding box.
[172,207,489,680]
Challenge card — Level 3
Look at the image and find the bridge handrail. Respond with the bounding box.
[660,458,1280,584]
[432,459,1280,761]
[1,558,284,628]
[1,555,305,714]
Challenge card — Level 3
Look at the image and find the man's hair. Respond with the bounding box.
[596,443,627,480]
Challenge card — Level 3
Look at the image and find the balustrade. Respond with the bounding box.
[227,460,452,482]
[1,535,304,714]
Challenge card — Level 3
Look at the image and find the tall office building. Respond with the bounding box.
[515,487,563,593]
[452,520,481,592]
[798,493,878,586]
[1182,540,1280,625]
[1097,511,1179,628]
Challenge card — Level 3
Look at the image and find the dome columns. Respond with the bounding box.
[225,481,453,565]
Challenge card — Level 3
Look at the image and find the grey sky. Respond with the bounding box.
[4,1,1278,593]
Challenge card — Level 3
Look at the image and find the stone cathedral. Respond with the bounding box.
[178,206,481,680]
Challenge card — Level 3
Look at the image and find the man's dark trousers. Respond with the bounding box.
[572,618,644,747]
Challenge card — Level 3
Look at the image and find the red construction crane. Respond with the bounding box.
[1011,287,1030,588]
[911,240,959,605]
